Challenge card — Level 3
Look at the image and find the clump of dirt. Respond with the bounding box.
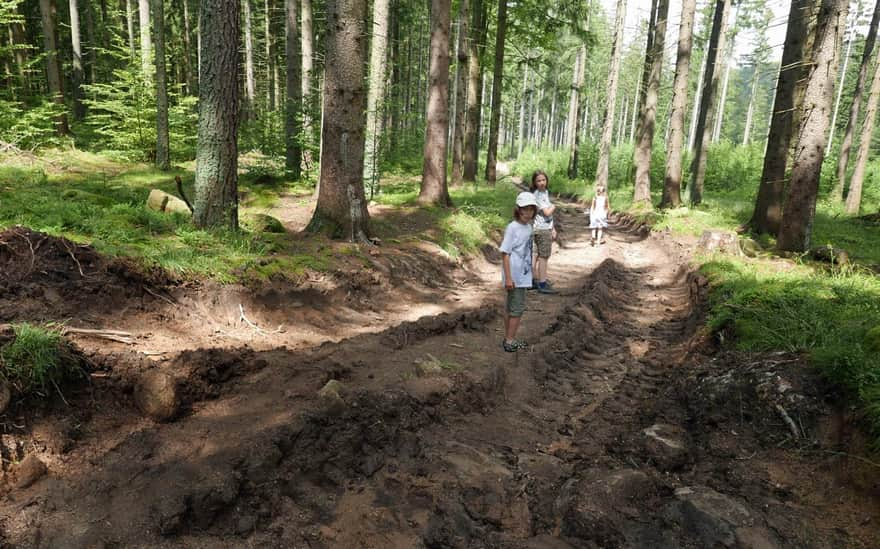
[0,227,172,322]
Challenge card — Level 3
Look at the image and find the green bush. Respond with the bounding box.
[0,99,70,150]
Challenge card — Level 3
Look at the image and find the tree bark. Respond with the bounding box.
[567,45,585,179]
[39,0,68,135]
[517,63,529,157]
[688,0,730,205]
[308,0,370,240]
[194,0,239,229]
[826,10,856,156]
[660,0,695,208]
[138,0,152,78]
[778,0,848,252]
[285,0,302,176]
[419,0,453,206]
[832,0,879,201]
[300,0,314,162]
[750,0,811,235]
[462,0,485,181]
[182,0,195,94]
[484,0,507,184]
[687,52,706,152]
[69,0,85,120]
[594,0,627,191]
[243,0,256,116]
[450,0,469,185]
[742,64,760,145]
[711,6,736,143]
[633,0,669,205]
[264,0,274,110]
[126,0,136,56]
[844,40,880,215]
[153,0,169,169]
[364,0,391,194]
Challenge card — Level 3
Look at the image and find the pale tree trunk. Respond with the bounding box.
[712,6,736,143]
[194,0,240,229]
[463,0,485,181]
[832,0,879,201]
[83,0,97,84]
[594,0,627,191]
[750,0,811,235]
[264,0,274,110]
[153,0,169,169]
[69,0,85,120]
[517,63,529,157]
[687,52,706,151]
[126,0,136,56]
[364,0,391,193]
[742,65,760,145]
[420,0,453,206]
[826,9,857,155]
[778,0,847,251]
[633,0,669,205]
[844,44,880,215]
[39,0,68,135]
[633,0,657,150]
[567,45,585,178]
[688,0,730,205]
[183,0,195,94]
[547,89,556,148]
[9,21,28,90]
[485,0,507,184]
[243,0,256,116]
[308,0,371,241]
[301,0,314,165]
[138,0,151,78]
[660,0,695,208]
[450,0,468,184]
[285,0,302,177]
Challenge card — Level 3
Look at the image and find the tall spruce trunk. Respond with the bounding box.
[742,64,760,145]
[567,45,585,179]
[39,0,68,135]
[594,0,627,191]
[450,0,469,185]
[517,63,529,157]
[778,0,847,251]
[419,0,453,206]
[844,44,880,215]
[301,0,314,162]
[138,0,152,78]
[688,0,730,205]
[194,0,240,229]
[687,53,706,151]
[264,0,274,109]
[153,0,169,169]
[308,0,371,241]
[126,0,136,56]
[660,0,695,208]
[243,0,256,116]
[462,0,485,181]
[832,0,879,201]
[182,0,195,94]
[69,0,85,119]
[826,11,856,156]
[750,0,811,235]
[364,0,391,195]
[484,0,507,184]
[284,0,302,177]
[711,7,736,144]
[633,0,669,205]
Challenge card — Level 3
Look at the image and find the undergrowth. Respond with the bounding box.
[0,323,82,397]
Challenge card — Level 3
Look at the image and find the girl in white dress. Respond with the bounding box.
[588,186,610,246]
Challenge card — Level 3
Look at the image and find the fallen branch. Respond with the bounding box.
[774,403,801,439]
[238,304,284,336]
[143,285,176,305]
[62,327,134,344]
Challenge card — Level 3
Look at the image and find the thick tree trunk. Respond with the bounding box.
[300,0,314,163]
[194,0,240,229]
[750,0,811,235]
[138,0,152,78]
[633,0,669,205]
[832,0,879,201]
[462,0,485,181]
[594,0,627,191]
[69,0,85,120]
[126,0,136,56]
[688,0,730,205]
[484,0,507,184]
[284,0,302,176]
[450,0,468,185]
[153,0,169,169]
[364,0,391,194]
[660,0,695,208]
[419,0,453,206]
[826,12,856,156]
[844,44,880,215]
[243,0,256,116]
[567,45,585,179]
[39,0,68,135]
[778,0,847,252]
[308,0,370,241]
[182,0,195,94]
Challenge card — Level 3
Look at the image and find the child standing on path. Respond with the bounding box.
[530,170,557,294]
[589,186,610,246]
[500,192,538,352]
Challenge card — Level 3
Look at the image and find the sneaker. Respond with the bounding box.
[600,239,607,245]
[537,285,558,295]
[502,340,518,352]
[512,339,529,349]
[590,239,596,247]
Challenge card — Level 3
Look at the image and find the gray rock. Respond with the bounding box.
[318,379,343,400]
[668,486,753,547]
[642,423,689,471]
[244,213,286,233]
[134,371,180,422]
[697,230,741,256]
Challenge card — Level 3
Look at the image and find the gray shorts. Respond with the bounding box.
[534,229,553,258]
[506,288,527,317]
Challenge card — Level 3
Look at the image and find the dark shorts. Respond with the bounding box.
[534,229,553,258]
[506,288,527,317]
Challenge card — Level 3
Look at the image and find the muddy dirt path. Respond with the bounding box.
[2,200,879,547]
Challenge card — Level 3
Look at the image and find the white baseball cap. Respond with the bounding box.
[515,191,538,208]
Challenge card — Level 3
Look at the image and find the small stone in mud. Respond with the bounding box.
[318,379,344,400]
[134,371,180,422]
[15,454,48,489]
[642,423,689,471]
[667,486,753,547]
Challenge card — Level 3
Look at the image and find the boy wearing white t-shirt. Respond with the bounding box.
[500,192,538,352]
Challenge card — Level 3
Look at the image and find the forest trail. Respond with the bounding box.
[1,193,879,547]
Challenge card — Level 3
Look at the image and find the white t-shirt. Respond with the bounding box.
[499,220,534,288]
[533,189,554,230]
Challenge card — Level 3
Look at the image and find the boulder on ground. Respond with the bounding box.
[134,370,180,422]
[146,189,191,216]
[244,213,286,233]
[318,379,343,400]
[696,230,740,256]
[15,454,47,488]
[739,237,762,257]
[809,245,849,265]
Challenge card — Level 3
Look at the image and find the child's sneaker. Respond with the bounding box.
[513,339,529,349]
[502,340,518,352]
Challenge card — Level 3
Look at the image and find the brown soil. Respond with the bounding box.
[0,194,879,548]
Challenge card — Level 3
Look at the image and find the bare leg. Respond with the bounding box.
[505,315,522,341]
[598,228,604,243]
[536,257,548,282]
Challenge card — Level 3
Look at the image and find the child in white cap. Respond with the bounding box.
[500,191,538,352]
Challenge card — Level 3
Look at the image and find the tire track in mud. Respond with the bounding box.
[1,216,875,547]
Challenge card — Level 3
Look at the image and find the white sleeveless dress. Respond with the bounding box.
[589,195,608,229]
